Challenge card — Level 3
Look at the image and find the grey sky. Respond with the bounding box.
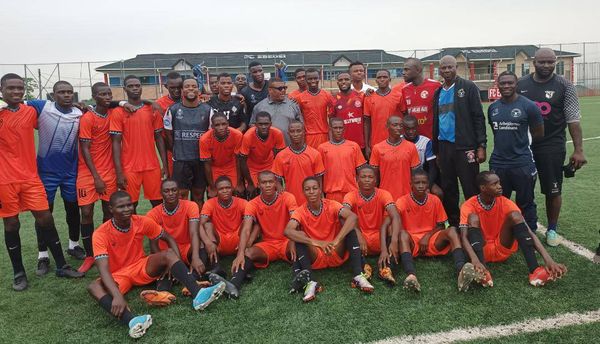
[2,0,599,64]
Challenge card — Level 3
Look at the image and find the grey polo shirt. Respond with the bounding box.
[251,96,303,144]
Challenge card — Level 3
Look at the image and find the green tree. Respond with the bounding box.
[24,77,38,100]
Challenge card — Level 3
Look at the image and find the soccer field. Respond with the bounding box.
[0,97,599,343]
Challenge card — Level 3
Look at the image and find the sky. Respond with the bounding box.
[2,0,599,64]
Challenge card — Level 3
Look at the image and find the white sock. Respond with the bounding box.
[38,251,49,259]
[69,240,79,250]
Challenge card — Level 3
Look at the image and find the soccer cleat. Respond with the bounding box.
[193,281,226,311]
[403,274,421,292]
[457,262,480,292]
[67,246,86,260]
[546,230,560,247]
[363,263,373,280]
[351,273,375,293]
[77,257,95,273]
[302,281,321,303]
[140,290,177,306]
[128,314,152,339]
[289,269,311,294]
[378,267,397,286]
[478,270,494,288]
[208,272,240,299]
[12,272,28,291]
[56,264,85,278]
[529,266,553,287]
[182,281,212,297]
[36,258,50,276]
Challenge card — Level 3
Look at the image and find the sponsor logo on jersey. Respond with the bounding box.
[457,88,466,98]
[354,100,362,107]
[545,90,555,99]
[491,108,500,117]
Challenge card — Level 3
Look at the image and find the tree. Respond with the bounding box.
[24,77,38,100]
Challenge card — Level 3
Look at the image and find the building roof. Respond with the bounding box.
[96,50,405,72]
[421,45,580,62]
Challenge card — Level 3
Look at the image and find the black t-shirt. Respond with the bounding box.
[207,95,246,129]
[240,82,269,118]
[164,103,211,161]
[517,74,581,153]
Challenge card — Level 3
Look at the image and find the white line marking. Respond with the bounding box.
[371,309,600,344]
[537,223,595,262]
[567,136,600,143]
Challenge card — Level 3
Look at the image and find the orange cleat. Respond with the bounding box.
[140,290,176,306]
[529,266,553,287]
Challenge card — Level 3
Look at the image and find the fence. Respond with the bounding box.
[1,42,599,102]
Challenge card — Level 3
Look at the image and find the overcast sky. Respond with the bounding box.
[2,0,599,64]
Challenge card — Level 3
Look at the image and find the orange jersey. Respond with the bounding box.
[287,89,303,101]
[318,140,366,194]
[370,139,420,200]
[77,109,114,178]
[343,188,394,235]
[92,215,163,273]
[146,200,200,251]
[239,127,286,179]
[244,192,297,241]
[460,195,521,242]
[291,199,343,241]
[155,95,176,114]
[0,105,39,184]
[272,145,325,204]
[109,105,163,172]
[295,89,335,135]
[199,128,243,182]
[395,193,447,235]
[201,197,247,236]
[364,90,406,146]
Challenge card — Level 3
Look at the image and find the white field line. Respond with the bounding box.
[566,135,600,143]
[371,309,600,344]
[536,223,596,262]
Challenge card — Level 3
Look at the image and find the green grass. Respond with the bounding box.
[0,97,599,343]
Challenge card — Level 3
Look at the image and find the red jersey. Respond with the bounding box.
[370,139,420,200]
[400,79,441,139]
[318,140,365,195]
[272,145,325,204]
[155,95,176,115]
[244,192,298,241]
[295,89,335,135]
[77,109,114,178]
[0,105,39,184]
[333,90,365,147]
[146,200,200,251]
[291,199,343,241]
[364,89,405,147]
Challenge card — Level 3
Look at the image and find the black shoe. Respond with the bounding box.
[56,264,85,278]
[67,246,86,260]
[36,258,51,276]
[210,266,228,279]
[13,272,28,291]
[208,272,239,299]
[290,269,311,294]
[244,272,253,282]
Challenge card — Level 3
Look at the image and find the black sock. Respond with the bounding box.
[5,230,25,275]
[170,261,201,296]
[467,227,486,264]
[230,257,253,289]
[512,222,539,273]
[156,276,174,292]
[451,248,467,273]
[98,295,134,326]
[360,256,367,269]
[64,200,81,242]
[39,224,67,268]
[400,252,416,275]
[345,231,363,276]
[294,243,313,280]
[389,255,399,274]
[80,223,94,257]
[34,222,47,252]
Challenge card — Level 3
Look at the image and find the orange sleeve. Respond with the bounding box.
[370,145,380,167]
[199,133,212,160]
[109,109,124,133]
[409,144,420,168]
[312,150,325,175]
[396,89,407,113]
[142,216,164,240]
[433,196,448,223]
[394,198,405,213]
[145,207,162,226]
[200,200,215,218]
[504,197,521,214]
[273,129,286,150]
[380,189,394,206]
[284,192,298,212]
[329,200,344,218]
[290,208,304,224]
[233,130,243,154]
[92,229,108,258]
[354,144,367,167]
[243,200,257,218]
[239,131,252,156]
[188,201,200,219]
[459,199,475,227]
[79,114,93,140]
[342,191,355,207]
[272,153,285,177]
[153,110,163,131]
[363,97,372,117]
[326,91,336,116]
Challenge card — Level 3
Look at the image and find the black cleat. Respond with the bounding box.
[36,258,51,276]
[208,272,239,299]
[56,265,85,278]
[290,269,311,294]
[244,272,253,282]
[67,246,86,260]
[13,272,28,291]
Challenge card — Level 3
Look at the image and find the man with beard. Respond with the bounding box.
[208,73,247,131]
[333,72,365,149]
[240,62,269,119]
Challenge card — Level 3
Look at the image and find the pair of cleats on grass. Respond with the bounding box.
[289,269,375,303]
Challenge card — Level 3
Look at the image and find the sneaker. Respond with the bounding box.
[193,281,226,310]
[208,272,239,299]
[403,274,421,292]
[457,262,480,292]
[290,269,311,294]
[182,281,211,297]
[479,270,494,288]
[529,266,553,287]
[140,290,176,306]
[546,230,560,247]
[351,273,374,293]
[363,263,373,280]
[12,272,28,291]
[36,258,50,276]
[67,246,86,260]
[56,264,85,278]
[378,267,396,286]
[302,281,321,303]
[128,314,152,339]
[77,257,95,273]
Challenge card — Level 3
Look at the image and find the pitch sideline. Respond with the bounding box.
[536,223,596,262]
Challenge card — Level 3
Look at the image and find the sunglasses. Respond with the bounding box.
[269,86,288,91]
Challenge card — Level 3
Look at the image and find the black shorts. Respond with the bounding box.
[533,150,566,196]
[172,160,207,190]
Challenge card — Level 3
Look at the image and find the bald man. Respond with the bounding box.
[517,48,587,246]
[432,55,487,227]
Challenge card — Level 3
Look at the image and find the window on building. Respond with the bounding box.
[109,76,121,86]
[139,76,157,85]
[521,63,530,76]
[507,63,516,73]
[556,61,565,75]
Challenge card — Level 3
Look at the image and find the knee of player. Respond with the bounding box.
[399,230,410,243]
[163,248,179,262]
[86,279,103,297]
[467,213,480,228]
[2,216,20,231]
[80,208,94,222]
[507,211,525,225]
[446,227,460,241]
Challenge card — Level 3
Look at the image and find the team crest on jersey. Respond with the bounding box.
[457,89,465,98]
[176,108,184,119]
[491,108,499,117]
[354,100,362,107]
[511,108,522,118]
[232,106,238,113]
[420,90,429,99]
[545,90,555,99]
[337,105,343,110]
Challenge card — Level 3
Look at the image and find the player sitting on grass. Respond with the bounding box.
[342,165,400,285]
[460,171,568,288]
[87,191,226,339]
[392,169,480,292]
[285,177,374,303]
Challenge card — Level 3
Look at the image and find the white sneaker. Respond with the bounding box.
[351,273,374,293]
[302,281,320,303]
